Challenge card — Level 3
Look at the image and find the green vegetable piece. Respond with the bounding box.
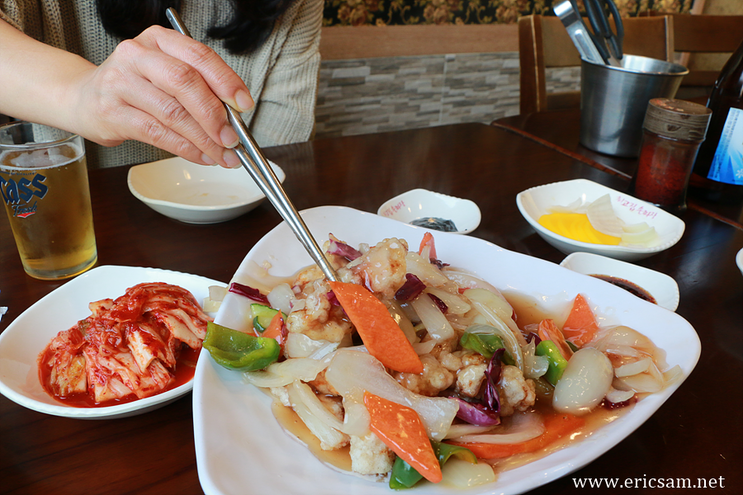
[536,340,569,385]
[388,441,478,489]
[203,321,280,371]
[251,303,284,333]
[433,441,478,465]
[389,456,423,490]
[459,332,504,359]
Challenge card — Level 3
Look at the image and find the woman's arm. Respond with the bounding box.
[0,19,252,167]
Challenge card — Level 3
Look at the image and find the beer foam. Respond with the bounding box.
[1,146,79,169]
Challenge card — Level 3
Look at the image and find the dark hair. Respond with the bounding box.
[95,0,294,54]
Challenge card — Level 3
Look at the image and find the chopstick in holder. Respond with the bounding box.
[165,8,338,282]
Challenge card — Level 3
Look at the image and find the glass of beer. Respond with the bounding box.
[0,121,97,280]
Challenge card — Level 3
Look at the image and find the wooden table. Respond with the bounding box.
[1,123,741,494]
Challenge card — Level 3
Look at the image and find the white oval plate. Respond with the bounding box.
[194,205,700,495]
[516,179,685,261]
[127,156,285,224]
[0,265,223,419]
[377,188,481,234]
[560,252,680,311]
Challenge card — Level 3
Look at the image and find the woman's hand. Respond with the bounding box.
[70,25,251,167]
[0,20,250,168]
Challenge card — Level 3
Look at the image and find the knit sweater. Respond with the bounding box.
[0,0,322,168]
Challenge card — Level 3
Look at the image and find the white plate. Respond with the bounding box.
[0,265,224,419]
[516,179,685,261]
[560,252,680,311]
[737,247,743,276]
[127,156,285,224]
[194,206,700,495]
[377,188,481,234]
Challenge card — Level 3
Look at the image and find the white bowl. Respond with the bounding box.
[127,156,285,224]
[737,248,743,276]
[560,252,680,311]
[516,179,685,261]
[377,188,481,234]
[0,266,223,419]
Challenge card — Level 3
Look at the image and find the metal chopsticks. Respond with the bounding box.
[165,8,338,282]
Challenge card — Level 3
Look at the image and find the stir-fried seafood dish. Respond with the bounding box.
[204,233,681,488]
[39,282,211,406]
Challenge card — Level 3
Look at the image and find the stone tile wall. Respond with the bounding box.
[314,52,581,139]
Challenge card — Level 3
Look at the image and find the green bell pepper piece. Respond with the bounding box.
[536,340,568,385]
[459,332,504,359]
[203,321,280,371]
[433,441,478,465]
[388,441,478,489]
[389,456,422,490]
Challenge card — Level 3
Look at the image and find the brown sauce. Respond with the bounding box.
[271,399,353,472]
[590,274,657,304]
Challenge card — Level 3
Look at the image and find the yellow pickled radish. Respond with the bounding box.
[538,213,621,245]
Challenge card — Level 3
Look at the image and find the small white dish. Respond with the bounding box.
[737,248,743,276]
[194,206,699,495]
[0,265,223,419]
[560,252,680,311]
[516,178,685,261]
[377,188,481,234]
[127,156,285,224]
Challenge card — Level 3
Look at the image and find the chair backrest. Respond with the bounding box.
[518,15,674,114]
[670,14,743,92]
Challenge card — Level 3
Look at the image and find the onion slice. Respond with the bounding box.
[450,411,545,444]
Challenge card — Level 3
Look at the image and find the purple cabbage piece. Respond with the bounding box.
[327,290,340,306]
[453,397,500,426]
[428,292,448,314]
[228,282,270,305]
[483,348,505,415]
[430,258,449,270]
[327,238,362,261]
[526,332,542,346]
[394,273,426,301]
[602,395,637,410]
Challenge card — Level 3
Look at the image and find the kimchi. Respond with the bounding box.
[39,282,211,406]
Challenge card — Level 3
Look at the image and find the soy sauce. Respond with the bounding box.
[590,274,656,304]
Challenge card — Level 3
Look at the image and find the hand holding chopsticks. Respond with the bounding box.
[165,8,338,282]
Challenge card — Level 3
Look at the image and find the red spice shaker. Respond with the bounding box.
[632,99,712,213]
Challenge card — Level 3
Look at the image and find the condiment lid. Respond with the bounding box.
[642,98,712,141]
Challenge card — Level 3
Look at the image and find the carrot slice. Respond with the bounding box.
[537,318,573,360]
[447,412,586,459]
[562,294,600,347]
[418,232,437,259]
[329,281,423,374]
[262,312,286,347]
[364,392,442,483]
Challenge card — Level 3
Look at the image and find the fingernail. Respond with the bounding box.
[235,90,254,112]
[223,148,241,168]
[201,153,216,165]
[220,125,239,148]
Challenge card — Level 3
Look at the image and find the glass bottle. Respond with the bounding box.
[688,39,743,204]
[632,99,711,214]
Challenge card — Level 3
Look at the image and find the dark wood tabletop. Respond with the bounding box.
[1,122,741,494]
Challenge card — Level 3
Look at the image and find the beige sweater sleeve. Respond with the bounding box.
[238,0,323,147]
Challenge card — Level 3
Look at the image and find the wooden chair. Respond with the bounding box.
[668,14,743,100]
[518,14,674,114]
